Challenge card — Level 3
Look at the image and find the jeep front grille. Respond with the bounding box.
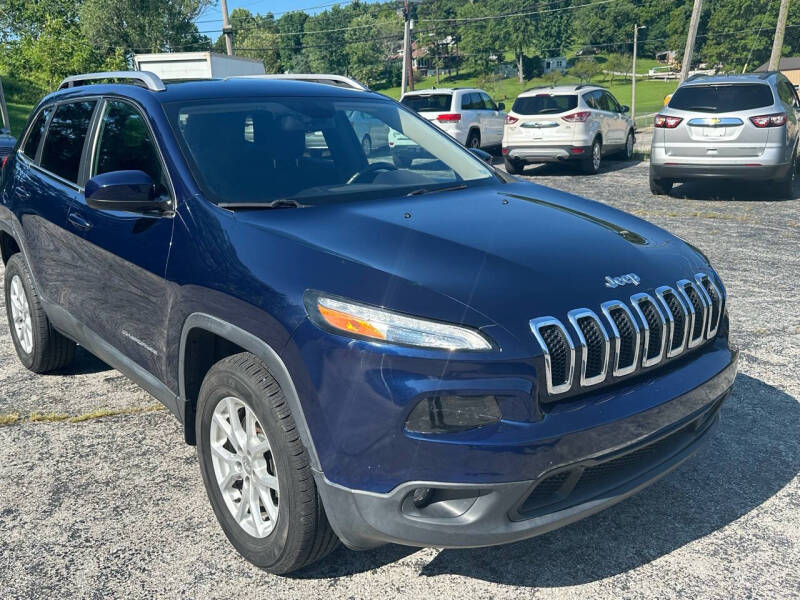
[531,272,724,396]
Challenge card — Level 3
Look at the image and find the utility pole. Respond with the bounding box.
[769,0,791,70]
[221,0,233,56]
[632,24,645,122]
[680,0,703,82]
[400,0,411,95]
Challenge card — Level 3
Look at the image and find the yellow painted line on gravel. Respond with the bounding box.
[0,404,165,427]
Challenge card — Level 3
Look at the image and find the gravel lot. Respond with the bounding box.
[1,160,798,599]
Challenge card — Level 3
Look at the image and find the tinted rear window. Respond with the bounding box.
[512,94,577,115]
[401,94,452,112]
[40,101,97,183]
[22,106,53,160]
[669,84,774,113]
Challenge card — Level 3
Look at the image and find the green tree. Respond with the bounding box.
[345,13,400,86]
[277,11,308,72]
[569,57,602,83]
[605,53,630,83]
[80,0,212,57]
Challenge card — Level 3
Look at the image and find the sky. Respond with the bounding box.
[195,0,384,40]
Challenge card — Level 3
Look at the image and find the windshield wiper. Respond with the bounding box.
[218,199,306,210]
[406,184,468,197]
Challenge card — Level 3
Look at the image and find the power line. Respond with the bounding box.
[418,0,627,23]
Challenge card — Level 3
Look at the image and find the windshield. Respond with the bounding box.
[668,84,774,113]
[512,94,578,115]
[166,97,493,206]
[401,94,453,112]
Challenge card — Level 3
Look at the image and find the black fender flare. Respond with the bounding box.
[178,312,321,471]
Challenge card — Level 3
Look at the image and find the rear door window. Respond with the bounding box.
[777,81,797,107]
[668,84,775,113]
[512,94,578,115]
[40,101,97,183]
[21,106,53,161]
[603,92,622,112]
[91,100,170,199]
[480,92,497,110]
[401,94,453,112]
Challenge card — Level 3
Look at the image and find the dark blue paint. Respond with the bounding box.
[0,79,736,497]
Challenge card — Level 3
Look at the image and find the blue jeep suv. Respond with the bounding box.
[0,72,737,574]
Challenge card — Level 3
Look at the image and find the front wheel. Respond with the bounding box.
[196,353,339,574]
[620,130,635,160]
[3,253,75,373]
[466,130,481,149]
[581,138,602,174]
[361,135,372,157]
[504,157,524,174]
[649,169,673,195]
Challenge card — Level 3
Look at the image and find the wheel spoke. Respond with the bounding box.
[257,485,278,522]
[250,438,270,456]
[254,470,279,492]
[226,398,247,450]
[236,482,250,521]
[249,483,263,533]
[211,442,238,465]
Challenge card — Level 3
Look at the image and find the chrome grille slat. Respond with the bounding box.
[600,301,640,377]
[530,317,575,395]
[695,273,723,338]
[630,293,667,367]
[567,309,610,387]
[533,276,725,396]
[655,286,688,358]
[676,279,708,348]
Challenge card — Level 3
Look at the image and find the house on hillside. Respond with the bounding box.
[755,57,800,86]
[542,56,567,74]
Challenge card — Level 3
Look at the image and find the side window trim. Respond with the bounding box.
[86,95,176,208]
[33,97,101,191]
[18,105,55,165]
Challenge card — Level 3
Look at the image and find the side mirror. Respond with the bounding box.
[497,102,505,111]
[468,147,493,164]
[620,105,630,114]
[85,170,168,214]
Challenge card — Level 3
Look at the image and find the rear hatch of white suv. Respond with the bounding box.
[400,92,460,135]
[657,83,776,159]
[504,92,584,146]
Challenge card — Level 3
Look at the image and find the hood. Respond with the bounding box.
[235,181,711,345]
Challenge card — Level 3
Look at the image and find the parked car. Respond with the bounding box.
[650,72,799,197]
[0,128,16,162]
[1,71,736,575]
[503,85,636,175]
[575,46,600,57]
[399,88,506,151]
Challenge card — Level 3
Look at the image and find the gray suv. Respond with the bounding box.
[650,72,799,198]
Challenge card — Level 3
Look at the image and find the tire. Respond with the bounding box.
[466,130,481,149]
[196,353,339,574]
[619,130,635,160]
[3,253,75,373]
[581,138,602,174]
[774,155,796,199]
[649,169,673,195]
[504,157,524,175]
[391,149,411,168]
[361,135,372,157]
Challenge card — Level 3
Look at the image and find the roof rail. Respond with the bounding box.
[684,73,710,82]
[522,85,551,93]
[58,71,166,92]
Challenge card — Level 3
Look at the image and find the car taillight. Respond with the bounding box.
[436,113,461,122]
[562,111,591,123]
[749,113,786,128]
[0,156,7,170]
[654,114,683,128]
[505,115,519,124]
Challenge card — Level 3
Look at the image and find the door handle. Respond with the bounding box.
[67,212,93,231]
[14,187,31,200]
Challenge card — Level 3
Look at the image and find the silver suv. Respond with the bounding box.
[650,72,799,198]
[502,85,635,175]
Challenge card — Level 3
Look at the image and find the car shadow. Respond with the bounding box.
[294,373,798,583]
[510,159,643,177]
[670,179,797,201]
[54,346,113,376]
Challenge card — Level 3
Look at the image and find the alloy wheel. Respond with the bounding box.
[9,275,33,354]
[626,133,634,159]
[210,396,280,538]
[592,142,601,171]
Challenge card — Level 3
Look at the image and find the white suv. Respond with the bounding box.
[397,88,506,158]
[502,85,635,175]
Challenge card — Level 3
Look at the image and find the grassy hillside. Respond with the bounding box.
[377,70,677,118]
[7,102,34,137]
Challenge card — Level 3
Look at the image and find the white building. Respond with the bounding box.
[542,57,567,74]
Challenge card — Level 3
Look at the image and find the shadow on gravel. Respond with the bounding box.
[516,159,642,178]
[412,373,798,586]
[671,180,797,202]
[55,346,112,376]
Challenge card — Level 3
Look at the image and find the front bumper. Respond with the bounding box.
[314,349,737,550]
[505,144,591,163]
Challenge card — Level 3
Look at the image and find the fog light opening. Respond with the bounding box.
[412,487,434,509]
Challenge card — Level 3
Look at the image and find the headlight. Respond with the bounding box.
[305,293,493,351]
